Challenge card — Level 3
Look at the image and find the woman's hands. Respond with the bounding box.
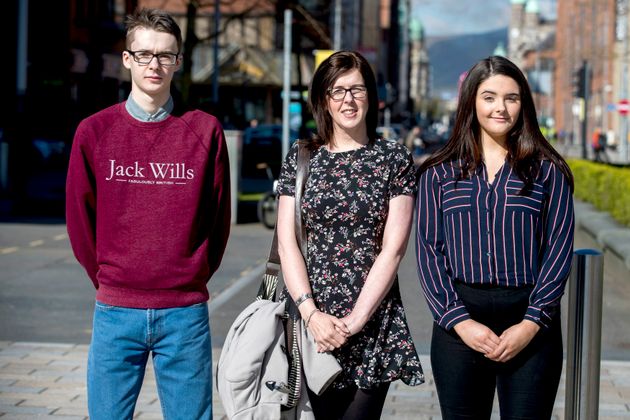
[338,312,368,338]
[306,310,351,352]
[485,320,540,362]
[453,319,502,355]
[453,319,540,362]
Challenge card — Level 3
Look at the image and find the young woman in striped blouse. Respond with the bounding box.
[416,56,574,419]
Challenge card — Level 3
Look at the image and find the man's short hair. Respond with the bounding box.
[124,8,182,52]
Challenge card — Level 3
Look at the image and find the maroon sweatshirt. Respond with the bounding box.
[66,102,231,308]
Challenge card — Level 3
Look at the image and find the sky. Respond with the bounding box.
[411,0,557,36]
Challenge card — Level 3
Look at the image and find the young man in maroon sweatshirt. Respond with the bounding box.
[65,8,230,419]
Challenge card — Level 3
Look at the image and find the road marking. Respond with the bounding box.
[1,233,67,254]
[208,263,266,316]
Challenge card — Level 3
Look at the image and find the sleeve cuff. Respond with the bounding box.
[525,305,553,328]
[438,303,470,330]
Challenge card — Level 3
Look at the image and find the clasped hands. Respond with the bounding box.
[306,311,364,353]
[453,319,540,363]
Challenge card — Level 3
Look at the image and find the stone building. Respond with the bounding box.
[409,18,430,115]
[508,0,556,127]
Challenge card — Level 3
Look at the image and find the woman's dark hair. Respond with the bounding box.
[125,8,183,53]
[420,55,573,192]
[307,51,379,149]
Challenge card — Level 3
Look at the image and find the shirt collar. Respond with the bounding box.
[125,94,173,122]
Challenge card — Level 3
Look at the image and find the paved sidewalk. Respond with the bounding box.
[1,341,629,419]
[1,201,629,418]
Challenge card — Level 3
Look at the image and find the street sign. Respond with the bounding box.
[618,99,629,115]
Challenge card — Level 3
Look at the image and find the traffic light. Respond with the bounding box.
[573,65,585,98]
[572,62,590,99]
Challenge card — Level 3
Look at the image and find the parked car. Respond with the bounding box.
[238,124,297,221]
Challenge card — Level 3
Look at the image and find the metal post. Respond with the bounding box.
[212,0,220,105]
[17,0,28,100]
[620,0,629,163]
[580,61,591,159]
[565,249,604,420]
[333,0,342,51]
[0,130,7,191]
[223,130,241,224]
[281,9,292,159]
[384,107,391,131]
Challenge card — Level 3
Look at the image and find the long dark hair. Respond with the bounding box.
[307,50,379,149]
[420,56,573,192]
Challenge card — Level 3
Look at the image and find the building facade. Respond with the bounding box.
[508,0,556,128]
[409,18,430,115]
[2,0,427,217]
[554,0,628,162]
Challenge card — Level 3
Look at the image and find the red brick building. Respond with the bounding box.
[554,0,622,156]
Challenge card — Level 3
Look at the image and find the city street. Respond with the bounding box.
[0,221,275,346]
[1,212,629,358]
[1,206,630,418]
[3,0,630,416]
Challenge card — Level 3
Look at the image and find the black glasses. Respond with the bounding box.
[327,86,368,101]
[125,50,180,66]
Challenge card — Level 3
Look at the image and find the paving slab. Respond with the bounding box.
[0,343,628,419]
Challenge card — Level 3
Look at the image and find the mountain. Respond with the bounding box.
[427,28,508,100]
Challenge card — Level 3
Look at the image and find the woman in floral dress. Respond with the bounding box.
[276,50,424,419]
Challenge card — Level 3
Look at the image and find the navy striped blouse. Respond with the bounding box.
[415,159,574,330]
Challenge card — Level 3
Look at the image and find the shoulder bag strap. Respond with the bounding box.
[294,141,310,258]
[257,141,311,301]
[285,141,310,408]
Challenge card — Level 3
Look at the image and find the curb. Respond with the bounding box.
[575,200,630,270]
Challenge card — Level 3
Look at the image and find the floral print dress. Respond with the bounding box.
[277,137,424,389]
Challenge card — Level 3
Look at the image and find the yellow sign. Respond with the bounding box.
[314,49,335,70]
[239,62,264,79]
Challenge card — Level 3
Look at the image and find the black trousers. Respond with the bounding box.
[431,283,563,420]
[307,382,390,420]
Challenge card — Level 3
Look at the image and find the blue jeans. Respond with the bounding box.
[88,301,212,420]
